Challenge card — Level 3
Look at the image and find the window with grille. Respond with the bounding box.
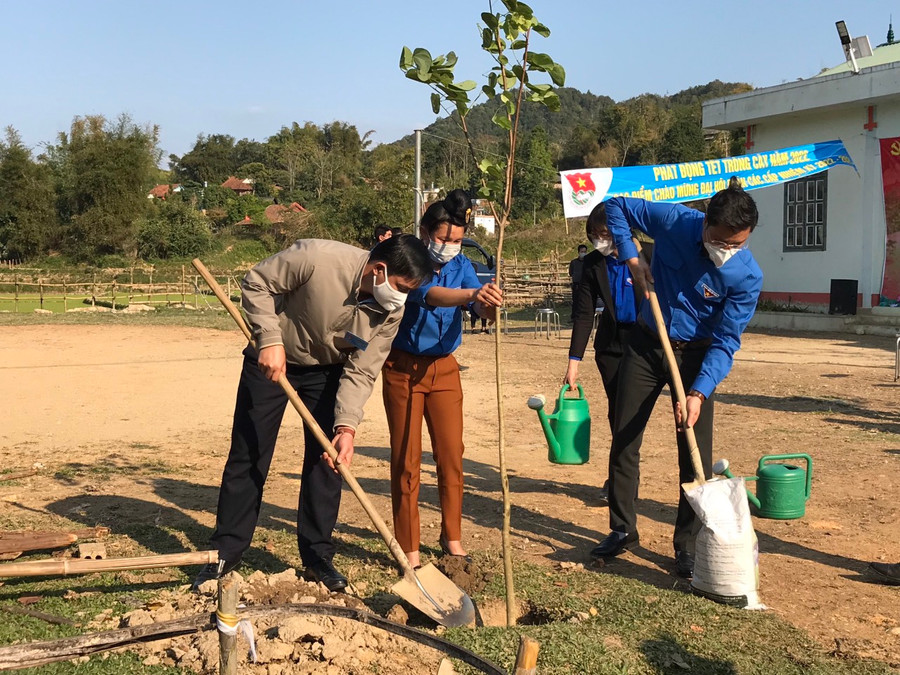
[784,174,826,251]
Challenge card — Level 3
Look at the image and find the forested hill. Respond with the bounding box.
[391,80,752,169]
[392,87,614,151]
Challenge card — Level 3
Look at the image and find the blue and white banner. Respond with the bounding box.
[560,140,856,219]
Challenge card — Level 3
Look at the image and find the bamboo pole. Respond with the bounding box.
[181,265,186,305]
[39,279,43,309]
[514,636,540,675]
[63,281,67,312]
[0,550,217,578]
[217,573,239,675]
[111,280,116,311]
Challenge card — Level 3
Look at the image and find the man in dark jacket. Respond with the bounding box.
[565,205,639,501]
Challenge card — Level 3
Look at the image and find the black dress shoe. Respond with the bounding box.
[675,550,694,579]
[439,536,472,563]
[870,562,900,585]
[305,560,348,592]
[590,531,639,559]
[191,557,241,590]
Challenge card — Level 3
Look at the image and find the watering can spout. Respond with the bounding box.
[528,395,561,455]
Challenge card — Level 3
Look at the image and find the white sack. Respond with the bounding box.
[684,477,764,610]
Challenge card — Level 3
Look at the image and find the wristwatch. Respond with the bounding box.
[687,389,706,402]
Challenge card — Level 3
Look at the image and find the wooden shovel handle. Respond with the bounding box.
[191,259,416,576]
[647,290,706,485]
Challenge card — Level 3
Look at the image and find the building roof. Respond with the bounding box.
[221,176,253,191]
[148,184,171,199]
[818,41,900,76]
[263,202,307,223]
[702,60,900,130]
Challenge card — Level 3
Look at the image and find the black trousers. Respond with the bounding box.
[210,352,344,567]
[594,324,633,436]
[607,325,714,553]
[593,324,633,481]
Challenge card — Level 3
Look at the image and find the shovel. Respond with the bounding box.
[192,259,476,628]
[646,287,707,492]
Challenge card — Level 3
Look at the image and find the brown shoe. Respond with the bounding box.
[870,562,900,585]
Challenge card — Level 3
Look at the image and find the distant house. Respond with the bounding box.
[221,176,254,196]
[147,184,181,200]
[264,202,308,224]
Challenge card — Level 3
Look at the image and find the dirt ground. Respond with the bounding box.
[2,322,900,664]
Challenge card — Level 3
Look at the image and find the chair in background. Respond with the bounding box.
[534,307,560,339]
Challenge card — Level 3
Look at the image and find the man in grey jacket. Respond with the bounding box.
[194,235,432,591]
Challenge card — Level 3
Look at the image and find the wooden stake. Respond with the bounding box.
[0,550,217,578]
[181,265,186,305]
[514,636,539,674]
[217,573,239,675]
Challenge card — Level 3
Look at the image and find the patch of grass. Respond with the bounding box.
[0,307,237,331]
[444,561,896,674]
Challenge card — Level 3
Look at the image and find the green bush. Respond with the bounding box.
[137,202,212,259]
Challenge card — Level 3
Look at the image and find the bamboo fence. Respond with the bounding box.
[0,261,572,313]
[0,266,245,314]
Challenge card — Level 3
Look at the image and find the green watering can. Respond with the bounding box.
[713,453,813,519]
[526,385,591,465]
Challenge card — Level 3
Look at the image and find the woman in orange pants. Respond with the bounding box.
[382,189,502,569]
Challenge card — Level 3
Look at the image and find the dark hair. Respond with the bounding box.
[390,227,403,236]
[369,233,433,284]
[373,224,391,239]
[420,189,473,234]
[577,244,588,252]
[706,176,758,233]
[585,202,608,239]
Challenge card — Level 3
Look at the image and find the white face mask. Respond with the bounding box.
[428,240,461,264]
[578,252,586,260]
[704,242,740,268]
[371,266,408,312]
[593,238,616,257]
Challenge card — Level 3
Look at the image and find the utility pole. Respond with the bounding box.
[414,129,423,229]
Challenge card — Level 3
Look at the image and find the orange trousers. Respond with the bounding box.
[382,349,465,553]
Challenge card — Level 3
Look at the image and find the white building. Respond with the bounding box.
[702,34,900,312]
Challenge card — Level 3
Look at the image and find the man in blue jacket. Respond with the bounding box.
[590,177,763,579]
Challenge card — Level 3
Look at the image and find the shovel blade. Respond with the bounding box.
[681,479,703,494]
[390,563,475,628]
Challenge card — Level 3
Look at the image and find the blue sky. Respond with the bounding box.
[1,1,893,161]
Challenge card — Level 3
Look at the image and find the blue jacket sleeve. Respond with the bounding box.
[459,257,481,290]
[406,274,438,308]
[691,266,763,396]
[605,197,701,260]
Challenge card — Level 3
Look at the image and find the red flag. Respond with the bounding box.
[565,172,596,193]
